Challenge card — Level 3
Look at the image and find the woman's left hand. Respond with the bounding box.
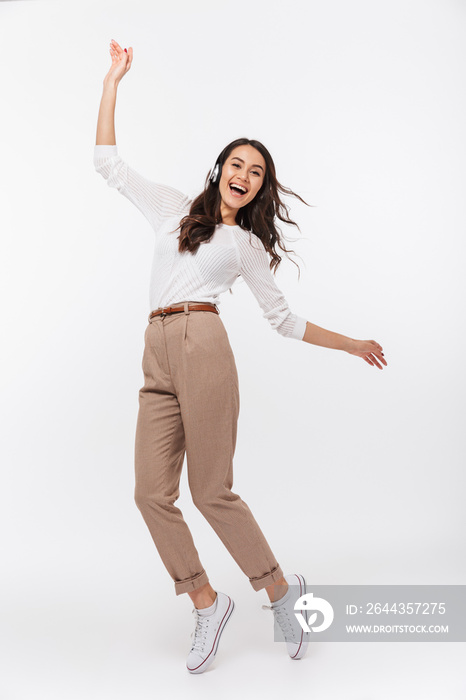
[346,339,387,369]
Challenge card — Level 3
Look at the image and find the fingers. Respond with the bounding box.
[356,339,387,369]
[110,39,127,60]
[370,339,384,354]
[362,352,388,369]
[109,40,132,73]
[368,340,386,366]
[373,349,388,367]
[109,42,120,63]
[370,355,382,369]
[126,47,133,69]
[366,353,385,369]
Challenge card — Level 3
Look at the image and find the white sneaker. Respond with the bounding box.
[186,591,235,674]
[262,573,310,660]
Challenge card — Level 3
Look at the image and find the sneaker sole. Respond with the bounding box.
[286,573,309,660]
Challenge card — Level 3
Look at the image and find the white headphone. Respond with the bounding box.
[209,161,221,185]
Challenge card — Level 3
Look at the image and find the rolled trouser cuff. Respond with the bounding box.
[174,569,210,596]
[249,564,284,592]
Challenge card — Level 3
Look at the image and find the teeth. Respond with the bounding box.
[231,183,247,193]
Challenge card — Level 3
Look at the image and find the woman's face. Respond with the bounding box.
[218,145,266,215]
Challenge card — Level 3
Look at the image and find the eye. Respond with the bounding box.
[231,162,262,176]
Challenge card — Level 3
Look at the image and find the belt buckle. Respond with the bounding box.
[160,306,169,319]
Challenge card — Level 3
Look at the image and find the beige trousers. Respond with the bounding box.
[134,302,284,596]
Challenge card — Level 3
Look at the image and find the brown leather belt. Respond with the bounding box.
[149,301,219,320]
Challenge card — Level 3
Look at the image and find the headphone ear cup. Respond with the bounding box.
[209,160,222,185]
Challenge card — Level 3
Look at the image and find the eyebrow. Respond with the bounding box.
[231,156,265,173]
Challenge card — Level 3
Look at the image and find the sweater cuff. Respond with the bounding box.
[94,144,118,159]
[291,316,308,341]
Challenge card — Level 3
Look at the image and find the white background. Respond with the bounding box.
[1,0,465,698]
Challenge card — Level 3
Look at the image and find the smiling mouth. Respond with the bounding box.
[229,183,248,197]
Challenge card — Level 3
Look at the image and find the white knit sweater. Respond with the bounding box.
[93,145,307,340]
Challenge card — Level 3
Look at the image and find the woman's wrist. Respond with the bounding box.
[103,78,119,94]
[343,337,356,353]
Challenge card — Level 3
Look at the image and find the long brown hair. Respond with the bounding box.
[175,137,313,277]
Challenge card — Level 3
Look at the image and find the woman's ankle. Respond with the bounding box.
[188,582,217,609]
[265,577,289,603]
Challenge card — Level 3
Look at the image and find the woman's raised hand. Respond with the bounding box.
[104,39,133,86]
[347,339,387,369]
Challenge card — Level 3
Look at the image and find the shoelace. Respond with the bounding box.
[262,603,296,641]
[190,608,211,654]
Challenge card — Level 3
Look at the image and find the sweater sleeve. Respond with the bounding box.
[237,232,308,340]
[93,145,191,232]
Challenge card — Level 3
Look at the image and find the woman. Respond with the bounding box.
[95,39,387,675]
